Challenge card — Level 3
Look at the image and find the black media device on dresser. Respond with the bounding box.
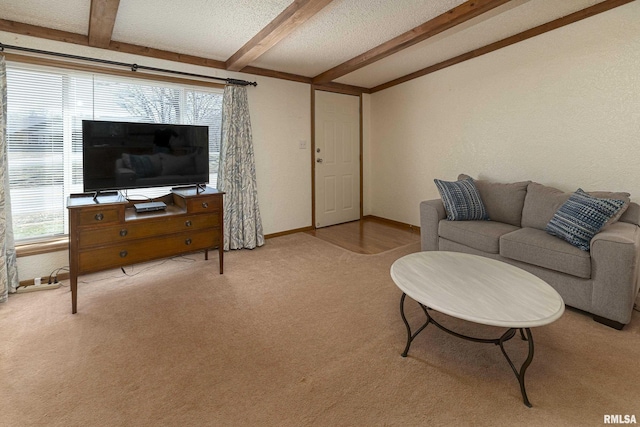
[67,187,224,314]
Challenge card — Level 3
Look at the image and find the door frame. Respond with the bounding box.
[311,85,363,229]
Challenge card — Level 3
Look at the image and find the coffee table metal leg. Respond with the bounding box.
[399,293,537,407]
[400,293,431,357]
[498,327,534,407]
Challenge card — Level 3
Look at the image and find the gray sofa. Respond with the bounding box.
[420,175,640,329]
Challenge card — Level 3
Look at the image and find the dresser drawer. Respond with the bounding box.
[78,229,220,273]
[78,207,121,226]
[78,213,220,248]
[187,195,221,213]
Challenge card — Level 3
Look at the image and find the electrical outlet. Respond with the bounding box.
[299,140,307,149]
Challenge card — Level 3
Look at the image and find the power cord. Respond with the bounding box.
[125,190,173,204]
[125,194,154,203]
[119,254,198,276]
[120,258,172,277]
[48,266,69,285]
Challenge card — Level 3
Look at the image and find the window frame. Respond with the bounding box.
[5,53,225,254]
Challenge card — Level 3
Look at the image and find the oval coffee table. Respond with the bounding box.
[390,251,565,407]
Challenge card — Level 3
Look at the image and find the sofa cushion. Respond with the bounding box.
[546,189,626,251]
[458,174,530,227]
[500,227,592,279]
[434,177,489,221]
[521,182,630,231]
[439,220,519,254]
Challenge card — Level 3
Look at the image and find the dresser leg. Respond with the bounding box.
[219,247,224,274]
[71,274,78,314]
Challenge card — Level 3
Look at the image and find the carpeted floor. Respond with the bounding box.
[2,233,640,426]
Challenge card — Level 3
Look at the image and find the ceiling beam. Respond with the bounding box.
[108,41,228,70]
[226,0,334,72]
[370,0,636,93]
[0,18,89,45]
[313,82,371,96]
[88,0,121,48]
[0,19,330,87]
[312,0,511,84]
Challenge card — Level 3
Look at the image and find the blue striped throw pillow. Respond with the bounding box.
[434,177,489,221]
[545,188,625,251]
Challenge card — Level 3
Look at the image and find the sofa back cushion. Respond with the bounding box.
[620,202,640,226]
[521,182,631,230]
[458,174,530,227]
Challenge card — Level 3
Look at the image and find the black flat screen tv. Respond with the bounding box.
[82,120,209,192]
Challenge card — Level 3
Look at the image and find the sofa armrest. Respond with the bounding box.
[420,199,446,251]
[590,222,640,324]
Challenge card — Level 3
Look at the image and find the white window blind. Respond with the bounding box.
[6,63,223,242]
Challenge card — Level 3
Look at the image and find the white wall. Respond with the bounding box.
[369,3,640,227]
[1,31,312,281]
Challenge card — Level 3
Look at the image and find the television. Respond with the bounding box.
[82,120,209,193]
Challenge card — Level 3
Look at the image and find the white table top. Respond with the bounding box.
[390,251,565,328]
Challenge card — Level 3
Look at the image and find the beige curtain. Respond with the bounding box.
[217,85,264,250]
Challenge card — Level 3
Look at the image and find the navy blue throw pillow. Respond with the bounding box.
[434,177,489,221]
[545,188,626,251]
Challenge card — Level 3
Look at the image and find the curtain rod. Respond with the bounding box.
[0,42,258,87]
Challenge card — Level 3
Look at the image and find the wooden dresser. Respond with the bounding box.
[67,187,224,313]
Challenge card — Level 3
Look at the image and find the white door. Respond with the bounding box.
[314,90,360,228]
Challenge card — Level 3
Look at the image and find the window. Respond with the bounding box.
[6,63,223,242]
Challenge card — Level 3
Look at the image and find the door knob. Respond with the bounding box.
[317,158,323,163]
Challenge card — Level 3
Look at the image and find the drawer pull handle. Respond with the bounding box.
[185,220,192,227]
[201,202,209,209]
[185,238,192,246]
[119,250,128,258]
[95,213,104,221]
[119,229,128,237]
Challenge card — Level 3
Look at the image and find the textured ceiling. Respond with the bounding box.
[0,0,628,89]
[112,0,293,61]
[0,0,90,34]
[335,0,606,88]
[251,0,467,77]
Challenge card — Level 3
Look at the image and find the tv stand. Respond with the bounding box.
[67,187,224,314]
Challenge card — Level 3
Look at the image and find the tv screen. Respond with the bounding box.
[82,120,209,192]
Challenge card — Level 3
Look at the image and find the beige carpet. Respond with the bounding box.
[2,233,640,426]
